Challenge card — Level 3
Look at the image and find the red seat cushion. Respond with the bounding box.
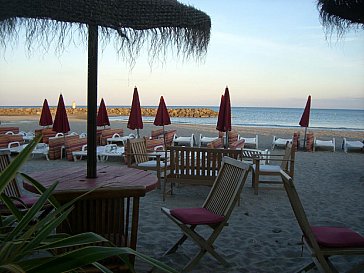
[311,226,364,248]
[171,208,224,225]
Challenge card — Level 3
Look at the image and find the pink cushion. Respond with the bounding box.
[171,208,224,225]
[311,226,364,248]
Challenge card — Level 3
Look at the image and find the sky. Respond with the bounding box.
[0,0,363,109]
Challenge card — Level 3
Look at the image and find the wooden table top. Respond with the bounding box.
[26,165,158,200]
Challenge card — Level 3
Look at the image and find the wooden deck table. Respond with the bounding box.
[25,165,158,267]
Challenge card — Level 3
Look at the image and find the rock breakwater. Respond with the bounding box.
[0,107,218,118]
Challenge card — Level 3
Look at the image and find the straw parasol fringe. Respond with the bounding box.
[0,1,210,62]
[0,0,211,178]
[317,0,364,37]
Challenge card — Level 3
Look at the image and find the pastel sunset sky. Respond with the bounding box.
[0,0,363,109]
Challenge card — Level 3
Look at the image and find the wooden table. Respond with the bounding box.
[25,165,158,267]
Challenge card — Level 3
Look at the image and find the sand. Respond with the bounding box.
[2,115,364,272]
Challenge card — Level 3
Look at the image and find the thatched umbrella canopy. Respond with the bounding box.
[317,0,364,35]
[0,0,211,178]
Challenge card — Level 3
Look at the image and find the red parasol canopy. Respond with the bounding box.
[96,98,110,127]
[154,96,171,126]
[52,94,70,133]
[216,87,231,148]
[299,95,311,128]
[39,98,53,127]
[127,87,143,137]
[216,95,225,132]
[222,87,232,132]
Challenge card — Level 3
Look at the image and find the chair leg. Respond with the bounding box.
[253,172,259,195]
[293,261,315,273]
[164,234,189,255]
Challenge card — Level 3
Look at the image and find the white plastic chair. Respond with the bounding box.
[240,135,258,149]
[8,142,27,154]
[31,143,49,160]
[173,134,196,147]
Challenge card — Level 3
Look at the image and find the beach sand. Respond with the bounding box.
[2,115,364,272]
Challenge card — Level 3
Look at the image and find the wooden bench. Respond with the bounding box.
[166,146,244,187]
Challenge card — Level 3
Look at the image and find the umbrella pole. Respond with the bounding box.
[87,24,98,178]
[137,129,140,138]
[225,131,229,148]
[303,127,308,151]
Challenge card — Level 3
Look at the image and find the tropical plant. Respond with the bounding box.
[0,135,176,273]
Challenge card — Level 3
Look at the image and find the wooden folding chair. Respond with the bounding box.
[251,142,295,194]
[281,171,364,273]
[126,138,170,200]
[161,157,250,272]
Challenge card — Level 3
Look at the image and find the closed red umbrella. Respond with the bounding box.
[299,95,312,148]
[96,98,110,127]
[216,95,225,132]
[52,94,70,134]
[154,96,171,149]
[216,87,231,148]
[127,87,143,138]
[39,98,53,127]
[154,96,171,127]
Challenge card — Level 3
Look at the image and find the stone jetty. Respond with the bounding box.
[0,107,218,118]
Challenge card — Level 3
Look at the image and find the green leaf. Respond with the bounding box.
[35,232,109,250]
[24,246,133,273]
[0,194,23,220]
[5,182,58,242]
[0,263,26,273]
[0,135,41,195]
[22,206,74,253]
[19,173,61,209]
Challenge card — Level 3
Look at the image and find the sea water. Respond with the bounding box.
[1,106,363,131]
[110,106,364,131]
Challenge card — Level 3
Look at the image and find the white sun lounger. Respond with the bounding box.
[272,136,292,150]
[342,138,364,153]
[313,137,335,152]
[99,144,125,161]
[72,145,104,161]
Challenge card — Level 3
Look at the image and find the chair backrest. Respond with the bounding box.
[0,150,21,198]
[0,127,19,135]
[127,138,149,164]
[281,171,322,253]
[280,143,295,175]
[203,157,249,218]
